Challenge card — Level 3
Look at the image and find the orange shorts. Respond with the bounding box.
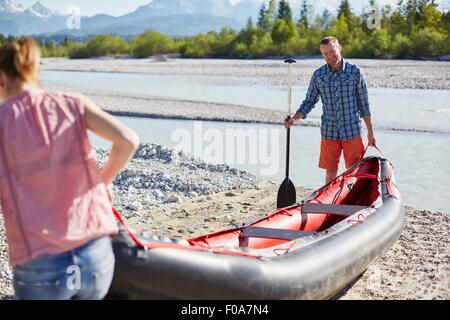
[319,136,365,170]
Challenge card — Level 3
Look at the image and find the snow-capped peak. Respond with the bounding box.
[31,1,54,17]
[0,0,25,13]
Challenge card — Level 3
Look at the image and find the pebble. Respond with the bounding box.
[167,195,183,204]
[127,201,142,211]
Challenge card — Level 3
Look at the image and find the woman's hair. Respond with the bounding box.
[0,37,40,83]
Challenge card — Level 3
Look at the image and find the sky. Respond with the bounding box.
[14,0,152,17]
[13,0,450,17]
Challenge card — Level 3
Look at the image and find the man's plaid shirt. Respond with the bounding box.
[296,59,371,141]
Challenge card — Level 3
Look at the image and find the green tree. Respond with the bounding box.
[282,37,308,56]
[181,32,217,58]
[321,9,332,29]
[68,42,89,59]
[266,0,278,29]
[367,28,390,57]
[271,19,298,45]
[442,10,450,34]
[278,0,293,22]
[247,17,254,29]
[389,8,408,35]
[249,33,275,58]
[337,0,360,30]
[70,35,129,58]
[337,0,353,22]
[257,4,268,30]
[380,4,394,30]
[394,0,444,35]
[343,27,367,57]
[232,42,248,58]
[390,33,412,58]
[417,1,442,29]
[213,27,237,56]
[298,0,310,29]
[131,30,175,58]
[411,27,446,57]
[329,14,350,45]
[397,0,421,34]
[236,23,265,47]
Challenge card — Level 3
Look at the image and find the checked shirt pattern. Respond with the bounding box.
[296,59,371,141]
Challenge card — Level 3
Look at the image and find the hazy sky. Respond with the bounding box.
[13,0,450,17]
[15,0,152,17]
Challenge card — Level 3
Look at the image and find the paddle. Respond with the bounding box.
[277,58,297,209]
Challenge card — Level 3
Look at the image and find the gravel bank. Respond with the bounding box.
[47,84,320,127]
[0,143,448,300]
[79,89,291,125]
[41,57,450,90]
[98,143,261,220]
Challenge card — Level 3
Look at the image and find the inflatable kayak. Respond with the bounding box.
[108,156,404,299]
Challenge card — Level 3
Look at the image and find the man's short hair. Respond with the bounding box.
[320,36,340,47]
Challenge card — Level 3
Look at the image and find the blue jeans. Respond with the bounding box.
[13,236,115,300]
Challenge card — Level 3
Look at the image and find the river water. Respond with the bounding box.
[41,71,450,213]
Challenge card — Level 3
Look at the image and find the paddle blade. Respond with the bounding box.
[276,178,297,208]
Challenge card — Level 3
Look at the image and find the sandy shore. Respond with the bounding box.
[41,57,450,90]
[127,183,449,300]
[1,144,448,300]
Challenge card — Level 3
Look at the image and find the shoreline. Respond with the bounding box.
[41,57,450,91]
[46,85,450,136]
[1,143,448,300]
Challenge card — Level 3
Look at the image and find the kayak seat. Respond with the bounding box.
[301,203,368,216]
[239,204,369,241]
[239,227,313,241]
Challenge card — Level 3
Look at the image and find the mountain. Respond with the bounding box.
[0,0,24,13]
[79,0,261,36]
[0,0,446,39]
[36,0,259,38]
[78,0,261,36]
[0,0,254,37]
[127,0,235,18]
[28,1,56,18]
[0,0,67,36]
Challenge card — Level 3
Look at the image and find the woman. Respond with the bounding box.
[0,37,140,300]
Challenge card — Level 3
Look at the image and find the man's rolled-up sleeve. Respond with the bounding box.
[296,74,319,118]
[356,69,371,117]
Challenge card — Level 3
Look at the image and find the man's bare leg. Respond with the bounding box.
[325,168,338,184]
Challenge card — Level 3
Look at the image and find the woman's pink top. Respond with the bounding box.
[0,88,118,267]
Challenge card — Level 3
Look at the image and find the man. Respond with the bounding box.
[284,36,376,185]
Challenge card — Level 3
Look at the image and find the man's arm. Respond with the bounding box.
[363,115,376,146]
[285,74,319,127]
[356,69,376,146]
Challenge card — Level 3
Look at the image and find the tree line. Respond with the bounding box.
[0,0,449,59]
